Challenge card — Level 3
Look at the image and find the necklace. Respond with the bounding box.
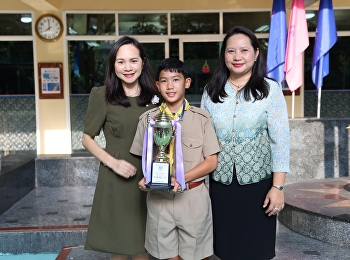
[229,78,247,90]
[125,86,140,97]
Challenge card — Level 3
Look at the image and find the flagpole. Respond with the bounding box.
[292,91,295,118]
[317,88,322,118]
[312,0,337,118]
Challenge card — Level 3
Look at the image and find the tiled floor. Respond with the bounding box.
[60,221,350,260]
[0,187,93,229]
[0,180,349,259]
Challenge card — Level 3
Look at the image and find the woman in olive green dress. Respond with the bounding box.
[82,36,159,260]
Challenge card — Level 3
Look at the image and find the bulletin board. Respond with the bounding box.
[38,62,64,99]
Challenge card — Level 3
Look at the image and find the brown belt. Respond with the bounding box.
[186,180,204,190]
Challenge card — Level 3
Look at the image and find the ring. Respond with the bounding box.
[274,207,279,211]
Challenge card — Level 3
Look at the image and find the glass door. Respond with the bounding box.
[139,40,167,75]
[180,39,222,105]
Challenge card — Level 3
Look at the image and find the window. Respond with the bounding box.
[171,13,219,34]
[0,42,34,95]
[0,14,32,35]
[69,40,112,94]
[183,42,220,96]
[141,43,165,73]
[118,13,167,35]
[67,14,115,35]
[223,12,271,34]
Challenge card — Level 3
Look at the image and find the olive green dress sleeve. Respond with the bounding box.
[83,86,107,137]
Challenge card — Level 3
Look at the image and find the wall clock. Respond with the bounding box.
[35,14,63,42]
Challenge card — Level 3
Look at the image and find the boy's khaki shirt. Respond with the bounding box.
[130,106,220,182]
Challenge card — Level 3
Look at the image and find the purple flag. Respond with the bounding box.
[267,0,287,82]
[312,0,337,89]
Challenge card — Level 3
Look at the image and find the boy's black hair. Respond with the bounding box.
[156,58,189,80]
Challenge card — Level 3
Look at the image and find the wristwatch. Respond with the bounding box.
[273,185,284,191]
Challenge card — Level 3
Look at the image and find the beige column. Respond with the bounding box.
[34,10,71,154]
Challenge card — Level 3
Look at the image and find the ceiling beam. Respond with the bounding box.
[21,0,60,11]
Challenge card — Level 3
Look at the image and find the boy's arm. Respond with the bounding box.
[183,153,218,183]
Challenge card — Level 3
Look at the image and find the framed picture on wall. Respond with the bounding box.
[38,62,64,99]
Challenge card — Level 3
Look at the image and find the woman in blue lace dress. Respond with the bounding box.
[201,26,290,260]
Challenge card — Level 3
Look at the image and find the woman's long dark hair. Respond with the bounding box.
[104,36,157,107]
[206,26,272,103]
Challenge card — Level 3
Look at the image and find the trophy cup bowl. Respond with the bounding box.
[154,119,172,162]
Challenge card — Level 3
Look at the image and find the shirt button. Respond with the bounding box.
[236,101,239,104]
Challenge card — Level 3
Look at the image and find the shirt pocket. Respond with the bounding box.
[181,137,203,162]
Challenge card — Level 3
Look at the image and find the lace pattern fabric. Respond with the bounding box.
[201,78,290,185]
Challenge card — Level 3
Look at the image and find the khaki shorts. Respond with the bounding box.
[145,183,213,260]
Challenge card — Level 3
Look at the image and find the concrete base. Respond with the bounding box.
[0,154,35,215]
[287,118,350,184]
[0,229,87,254]
[279,177,350,248]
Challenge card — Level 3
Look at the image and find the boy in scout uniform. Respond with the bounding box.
[130,58,220,260]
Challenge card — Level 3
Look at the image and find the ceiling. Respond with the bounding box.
[20,0,320,11]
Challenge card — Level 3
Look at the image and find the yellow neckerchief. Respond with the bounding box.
[159,99,190,176]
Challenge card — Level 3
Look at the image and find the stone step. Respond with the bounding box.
[0,186,94,254]
[279,177,350,248]
[0,228,87,254]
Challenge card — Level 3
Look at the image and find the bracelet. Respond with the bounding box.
[272,185,284,191]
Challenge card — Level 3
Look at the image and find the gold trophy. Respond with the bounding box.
[146,104,173,190]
